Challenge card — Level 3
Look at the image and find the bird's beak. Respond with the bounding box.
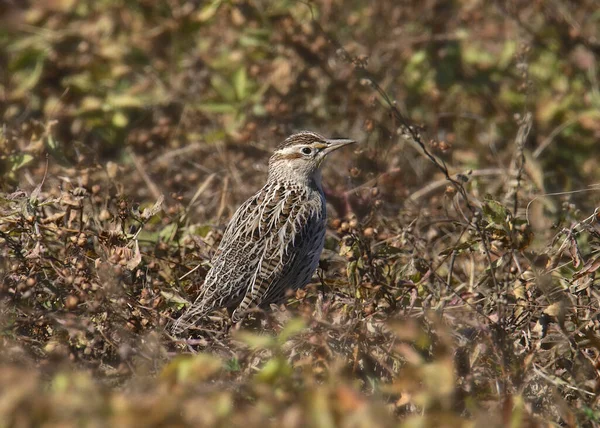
[322,138,357,155]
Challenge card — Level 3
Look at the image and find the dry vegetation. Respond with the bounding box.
[1,0,600,426]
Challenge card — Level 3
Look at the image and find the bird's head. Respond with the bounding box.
[268,131,356,185]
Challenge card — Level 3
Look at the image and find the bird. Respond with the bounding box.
[172,131,356,333]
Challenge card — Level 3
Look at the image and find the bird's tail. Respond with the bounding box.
[170,290,213,335]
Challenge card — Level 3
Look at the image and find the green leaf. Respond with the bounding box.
[498,40,517,69]
[375,245,404,257]
[106,94,144,109]
[482,197,511,225]
[158,223,178,242]
[195,103,238,114]
[160,354,221,385]
[50,373,70,393]
[194,0,223,22]
[224,358,240,372]
[63,72,94,92]
[277,318,306,344]
[112,111,129,128]
[347,260,360,287]
[193,225,212,237]
[252,103,267,116]
[438,240,476,256]
[12,55,45,97]
[8,153,34,172]
[233,67,248,100]
[255,357,292,383]
[210,75,236,102]
[234,331,275,350]
[46,135,73,167]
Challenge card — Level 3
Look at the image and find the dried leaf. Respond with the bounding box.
[543,302,563,317]
[567,235,582,268]
[141,194,164,220]
[160,291,188,306]
[125,240,142,270]
[573,255,600,279]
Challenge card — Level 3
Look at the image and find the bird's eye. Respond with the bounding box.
[301,147,313,155]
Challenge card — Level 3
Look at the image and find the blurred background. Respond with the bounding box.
[2,0,599,211]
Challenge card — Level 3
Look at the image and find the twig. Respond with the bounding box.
[127,147,162,200]
[216,176,229,220]
[305,2,505,321]
[533,113,592,159]
[532,366,596,397]
[182,172,216,224]
[525,187,600,225]
[513,112,533,215]
[408,168,507,202]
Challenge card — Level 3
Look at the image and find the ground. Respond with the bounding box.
[1,0,600,426]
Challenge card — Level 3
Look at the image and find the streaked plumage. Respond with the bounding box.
[173,131,355,332]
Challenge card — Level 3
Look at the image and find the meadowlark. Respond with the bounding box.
[172,131,356,333]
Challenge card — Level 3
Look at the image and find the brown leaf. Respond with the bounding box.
[141,194,164,220]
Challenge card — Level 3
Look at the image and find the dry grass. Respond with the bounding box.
[1,1,600,426]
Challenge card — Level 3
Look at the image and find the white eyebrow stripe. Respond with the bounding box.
[277,144,314,155]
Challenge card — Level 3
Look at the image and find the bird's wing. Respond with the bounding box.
[172,183,322,331]
[171,189,269,333]
[231,186,322,322]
